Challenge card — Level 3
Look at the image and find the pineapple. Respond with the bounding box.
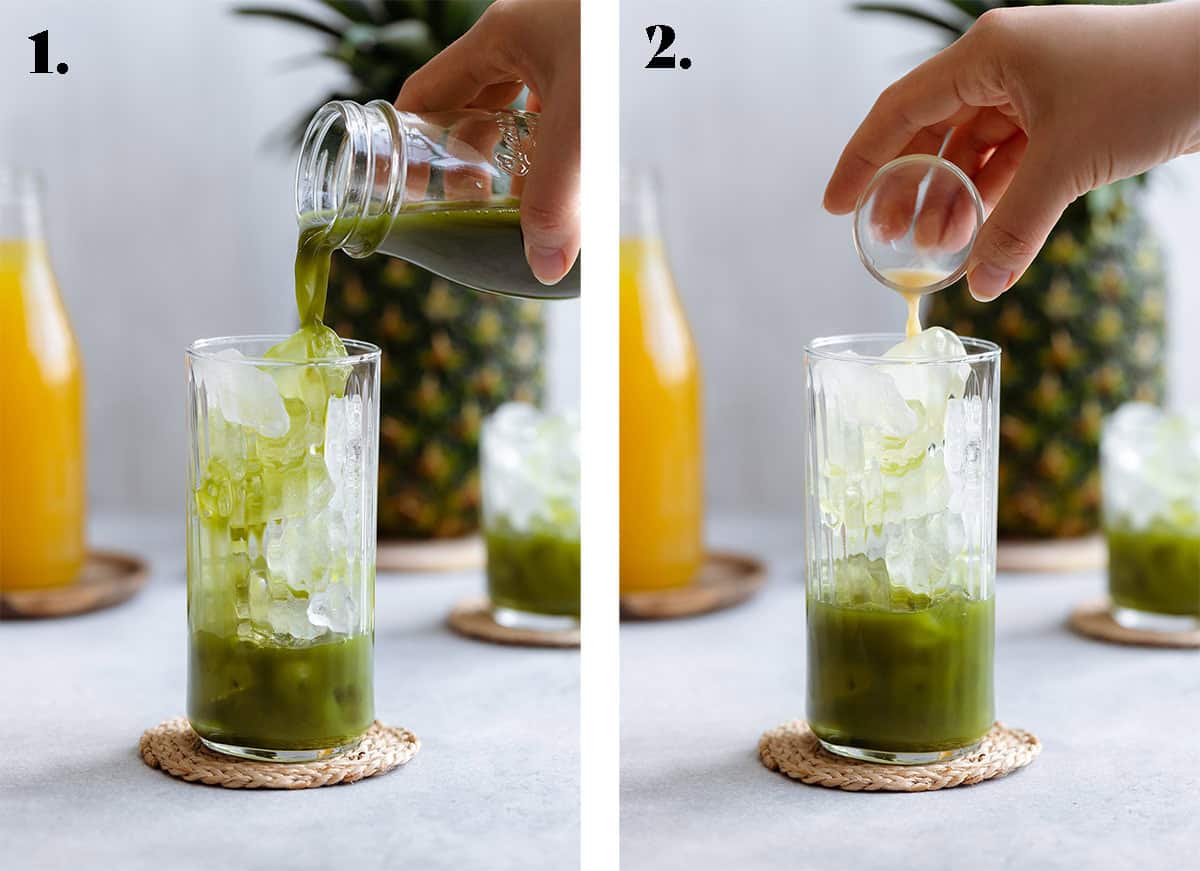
[237,0,546,539]
[855,0,1167,538]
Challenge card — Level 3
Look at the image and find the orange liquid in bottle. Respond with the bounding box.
[0,239,86,590]
[619,238,703,592]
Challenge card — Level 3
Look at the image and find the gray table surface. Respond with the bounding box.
[1,513,579,871]
[621,514,1200,871]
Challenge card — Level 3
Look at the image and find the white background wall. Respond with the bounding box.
[621,0,1200,516]
[1,0,579,514]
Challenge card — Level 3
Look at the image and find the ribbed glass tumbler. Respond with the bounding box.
[185,336,380,762]
[804,332,1000,764]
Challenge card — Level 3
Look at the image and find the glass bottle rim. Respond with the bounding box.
[186,334,381,368]
[804,332,1000,365]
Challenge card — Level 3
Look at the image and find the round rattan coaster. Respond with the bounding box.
[1069,600,1200,649]
[0,550,148,619]
[376,535,484,573]
[758,720,1040,792]
[139,717,419,789]
[620,551,765,621]
[447,597,580,648]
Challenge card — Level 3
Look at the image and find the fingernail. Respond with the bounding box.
[968,263,1012,301]
[526,245,566,285]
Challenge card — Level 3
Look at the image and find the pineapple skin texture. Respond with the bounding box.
[326,254,545,539]
[926,198,1167,539]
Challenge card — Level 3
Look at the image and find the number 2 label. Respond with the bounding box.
[645,25,691,70]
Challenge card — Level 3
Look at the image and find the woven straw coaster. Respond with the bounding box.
[447,597,579,648]
[1069,600,1200,649]
[140,718,419,789]
[758,720,1040,792]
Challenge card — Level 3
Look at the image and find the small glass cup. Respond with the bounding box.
[185,336,380,761]
[1101,403,1200,632]
[853,155,985,336]
[482,403,580,631]
[804,333,1000,764]
[853,154,985,293]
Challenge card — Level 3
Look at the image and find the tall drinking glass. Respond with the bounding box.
[186,336,380,761]
[804,332,1000,764]
[482,403,581,630]
[1102,403,1200,631]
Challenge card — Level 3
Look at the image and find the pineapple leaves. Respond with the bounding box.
[320,1,379,24]
[851,3,970,36]
[235,0,491,146]
[232,6,343,38]
[342,20,438,56]
[942,1,996,18]
[381,1,427,23]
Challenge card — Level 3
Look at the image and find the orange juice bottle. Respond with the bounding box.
[0,170,86,591]
[620,170,703,592]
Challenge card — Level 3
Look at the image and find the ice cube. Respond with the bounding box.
[884,511,965,592]
[881,327,969,424]
[268,596,323,641]
[482,403,580,534]
[324,395,364,549]
[308,584,358,635]
[1102,403,1200,529]
[813,358,918,438]
[197,349,290,438]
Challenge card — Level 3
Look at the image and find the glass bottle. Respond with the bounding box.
[295,100,579,300]
[0,169,86,592]
[619,168,704,593]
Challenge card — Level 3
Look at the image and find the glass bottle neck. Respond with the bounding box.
[621,167,664,243]
[0,170,46,241]
[296,100,539,259]
[295,100,404,257]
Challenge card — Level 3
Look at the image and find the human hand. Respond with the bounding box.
[396,0,580,286]
[824,2,1200,300]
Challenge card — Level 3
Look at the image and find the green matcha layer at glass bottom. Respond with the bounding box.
[1107,526,1200,617]
[188,630,373,751]
[807,572,994,754]
[486,525,581,618]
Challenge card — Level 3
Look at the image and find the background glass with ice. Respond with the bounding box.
[1101,402,1200,628]
[482,402,580,539]
[481,402,581,628]
[1102,402,1200,532]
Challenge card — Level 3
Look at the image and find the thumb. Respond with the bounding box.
[966,146,1075,301]
[520,93,581,285]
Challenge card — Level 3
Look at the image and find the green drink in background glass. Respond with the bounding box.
[804,330,1001,765]
[482,403,580,630]
[1102,404,1200,631]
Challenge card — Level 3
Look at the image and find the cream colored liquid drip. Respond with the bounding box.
[882,268,951,338]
